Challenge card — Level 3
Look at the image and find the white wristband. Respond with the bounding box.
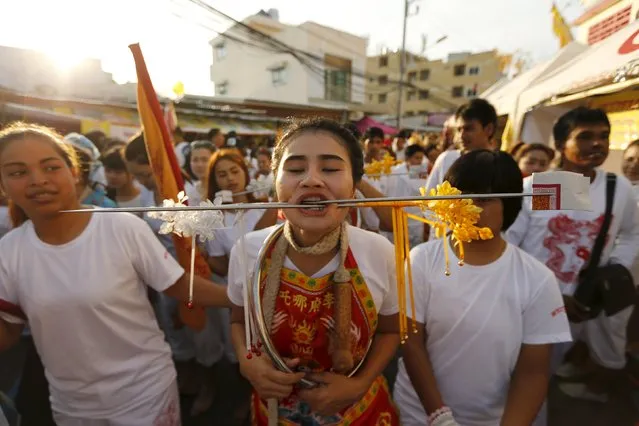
[429,407,459,426]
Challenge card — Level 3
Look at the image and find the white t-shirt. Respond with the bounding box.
[206,209,266,259]
[226,225,399,317]
[0,212,184,417]
[424,149,461,195]
[379,172,426,247]
[506,169,639,295]
[174,141,190,169]
[394,240,571,426]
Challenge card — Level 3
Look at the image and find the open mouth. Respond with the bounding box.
[297,194,330,214]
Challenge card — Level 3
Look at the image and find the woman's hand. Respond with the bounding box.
[297,372,368,416]
[239,355,305,400]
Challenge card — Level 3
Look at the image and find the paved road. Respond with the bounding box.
[2,339,637,426]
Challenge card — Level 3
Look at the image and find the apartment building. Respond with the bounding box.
[209,9,367,108]
[573,0,639,45]
[364,50,504,116]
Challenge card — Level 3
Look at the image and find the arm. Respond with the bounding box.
[609,192,639,268]
[164,274,231,308]
[402,321,446,414]
[356,179,393,232]
[207,255,229,277]
[501,344,551,426]
[0,316,23,352]
[254,209,278,231]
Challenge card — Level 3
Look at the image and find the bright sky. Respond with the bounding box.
[0,0,584,96]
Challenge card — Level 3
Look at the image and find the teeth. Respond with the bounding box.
[302,197,321,203]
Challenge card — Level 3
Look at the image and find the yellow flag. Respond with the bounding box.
[501,117,515,152]
[551,3,574,48]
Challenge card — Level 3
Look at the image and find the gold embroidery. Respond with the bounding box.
[290,343,314,358]
[322,292,335,309]
[279,290,292,306]
[309,297,321,313]
[292,320,316,345]
[292,294,308,311]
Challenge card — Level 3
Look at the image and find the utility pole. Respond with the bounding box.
[396,0,410,130]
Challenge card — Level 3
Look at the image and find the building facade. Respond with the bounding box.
[208,9,367,108]
[364,49,504,116]
[574,0,639,45]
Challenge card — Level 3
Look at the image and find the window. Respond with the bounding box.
[419,90,429,100]
[368,94,373,102]
[406,111,415,117]
[324,69,351,102]
[407,71,417,82]
[271,67,287,86]
[418,110,428,115]
[466,87,478,97]
[379,56,389,67]
[378,75,388,85]
[378,93,387,103]
[451,86,464,98]
[407,91,416,101]
[419,69,430,80]
[469,66,480,75]
[214,43,227,61]
[453,64,466,76]
[216,82,228,96]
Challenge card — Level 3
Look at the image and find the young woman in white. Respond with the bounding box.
[0,123,230,425]
[184,140,216,206]
[227,118,400,425]
[393,150,572,426]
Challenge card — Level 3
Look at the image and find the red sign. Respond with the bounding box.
[618,29,639,55]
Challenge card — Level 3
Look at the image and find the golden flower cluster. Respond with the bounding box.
[364,153,400,180]
[418,181,494,274]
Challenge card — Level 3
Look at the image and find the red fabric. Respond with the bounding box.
[251,241,399,425]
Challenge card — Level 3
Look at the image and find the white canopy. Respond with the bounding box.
[518,20,639,121]
[482,42,587,117]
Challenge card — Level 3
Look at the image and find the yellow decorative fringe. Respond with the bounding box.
[364,153,401,179]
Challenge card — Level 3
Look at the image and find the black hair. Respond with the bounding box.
[174,126,183,137]
[207,128,221,140]
[273,118,364,184]
[124,132,149,165]
[397,129,411,139]
[424,144,439,157]
[345,123,362,141]
[405,144,426,159]
[552,107,610,149]
[101,146,128,171]
[444,149,523,231]
[512,143,556,163]
[367,126,384,140]
[184,140,216,180]
[625,139,639,154]
[455,99,498,138]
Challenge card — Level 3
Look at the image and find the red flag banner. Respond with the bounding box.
[129,43,209,330]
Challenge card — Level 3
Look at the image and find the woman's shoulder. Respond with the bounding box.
[507,243,557,287]
[347,225,393,251]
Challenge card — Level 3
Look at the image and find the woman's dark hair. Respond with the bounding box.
[124,132,149,165]
[552,107,610,150]
[184,140,216,180]
[624,139,639,154]
[512,143,556,163]
[204,149,253,202]
[101,147,128,171]
[273,118,364,184]
[444,150,523,231]
[0,122,79,227]
[367,126,384,140]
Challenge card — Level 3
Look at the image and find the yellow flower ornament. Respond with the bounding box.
[364,153,401,179]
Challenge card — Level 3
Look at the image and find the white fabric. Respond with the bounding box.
[90,164,107,187]
[379,171,426,248]
[506,169,639,296]
[254,172,274,200]
[174,142,189,169]
[52,380,181,426]
[227,225,399,317]
[206,209,266,258]
[423,150,461,195]
[0,212,183,418]
[394,240,571,426]
[185,181,203,207]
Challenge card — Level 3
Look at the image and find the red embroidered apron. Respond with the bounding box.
[251,242,399,425]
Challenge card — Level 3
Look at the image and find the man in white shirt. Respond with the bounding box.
[424,99,498,240]
[393,129,410,162]
[364,127,385,164]
[506,106,639,403]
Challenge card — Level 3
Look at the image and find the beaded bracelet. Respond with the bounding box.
[428,406,453,424]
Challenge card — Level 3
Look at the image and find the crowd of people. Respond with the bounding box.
[0,97,638,426]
